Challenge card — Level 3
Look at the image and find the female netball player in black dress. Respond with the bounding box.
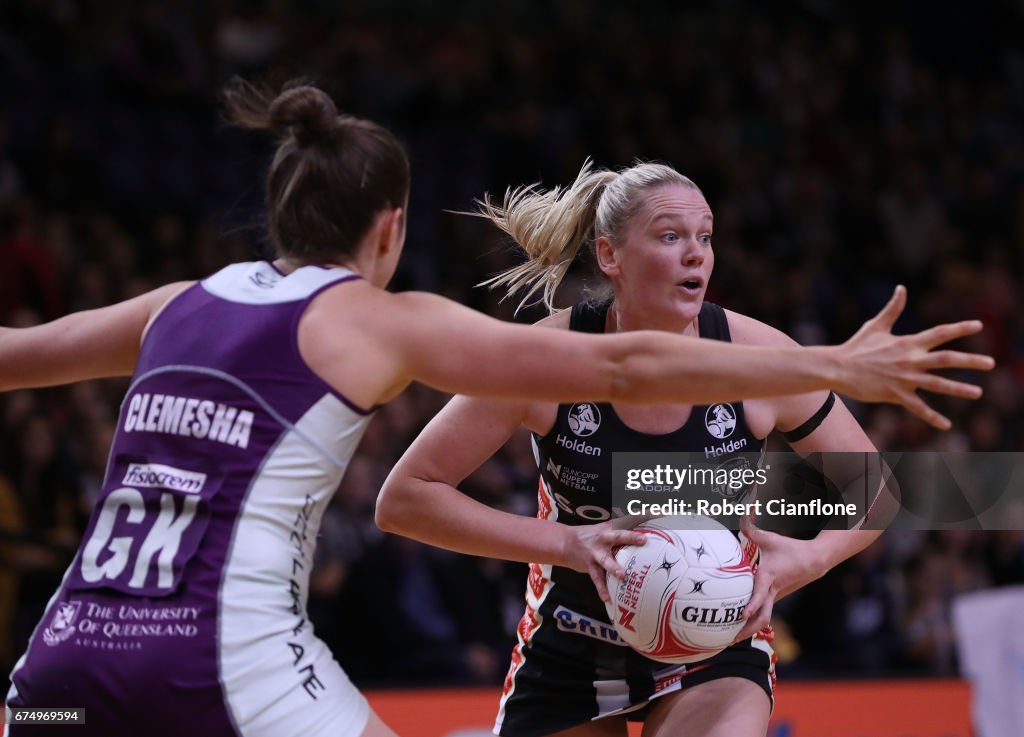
[377,162,989,737]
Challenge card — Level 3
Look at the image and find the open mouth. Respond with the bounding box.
[678,279,703,292]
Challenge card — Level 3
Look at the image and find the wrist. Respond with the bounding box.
[554,522,577,570]
[807,345,847,395]
[802,535,837,579]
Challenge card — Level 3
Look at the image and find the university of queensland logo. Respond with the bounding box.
[43,601,82,646]
[705,403,737,439]
[567,403,601,437]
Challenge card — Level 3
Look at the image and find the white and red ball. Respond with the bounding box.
[605,515,754,664]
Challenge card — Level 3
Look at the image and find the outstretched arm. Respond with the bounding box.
[0,282,192,392]
[308,283,993,428]
[726,312,912,641]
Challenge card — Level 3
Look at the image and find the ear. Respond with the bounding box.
[595,235,620,277]
[377,207,405,257]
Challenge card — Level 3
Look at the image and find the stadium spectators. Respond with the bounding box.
[1,0,1022,685]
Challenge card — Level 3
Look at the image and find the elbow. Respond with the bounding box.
[607,367,634,403]
[597,331,669,403]
[605,349,646,403]
[374,477,413,535]
[374,485,400,534]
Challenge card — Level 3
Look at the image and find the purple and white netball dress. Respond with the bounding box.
[5,262,374,737]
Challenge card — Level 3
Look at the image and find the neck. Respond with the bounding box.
[607,301,699,337]
[274,256,362,276]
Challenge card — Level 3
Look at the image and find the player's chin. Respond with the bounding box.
[666,294,704,322]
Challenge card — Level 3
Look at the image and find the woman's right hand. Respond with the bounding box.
[563,518,649,603]
[833,285,995,429]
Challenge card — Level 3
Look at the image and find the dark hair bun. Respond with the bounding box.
[269,86,338,146]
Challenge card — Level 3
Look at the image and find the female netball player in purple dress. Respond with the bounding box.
[1,83,991,737]
[377,162,993,737]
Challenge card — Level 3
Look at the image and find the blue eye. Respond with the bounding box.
[661,232,679,243]
[699,235,713,246]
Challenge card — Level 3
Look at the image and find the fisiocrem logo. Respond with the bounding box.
[123,463,207,494]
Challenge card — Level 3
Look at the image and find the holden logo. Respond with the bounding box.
[567,403,601,437]
[705,403,736,439]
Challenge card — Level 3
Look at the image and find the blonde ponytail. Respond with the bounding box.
[475,159,700,314]
[475,160,617,313]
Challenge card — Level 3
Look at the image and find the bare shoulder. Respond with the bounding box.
[303,278,429,333]
[723,309,834,436]
[297,278,413,408]
[300,277,401,344]
[723,309,799,348]
[142,280,196,313]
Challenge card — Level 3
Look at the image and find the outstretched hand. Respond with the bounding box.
[835,285,995,429]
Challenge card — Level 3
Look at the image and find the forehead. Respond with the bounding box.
[632,184,712,227]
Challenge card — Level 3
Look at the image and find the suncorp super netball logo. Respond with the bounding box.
[705,403,736,439]
[568,403,601,437]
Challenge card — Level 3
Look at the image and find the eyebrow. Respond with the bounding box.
[649,212,714,227]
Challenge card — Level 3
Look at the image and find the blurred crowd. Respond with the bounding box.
[1,0,1023,687]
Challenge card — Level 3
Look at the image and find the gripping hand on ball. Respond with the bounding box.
[733,516,827,643]
[563,518,649,603]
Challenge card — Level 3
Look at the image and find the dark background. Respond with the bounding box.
[1,0,1022,687]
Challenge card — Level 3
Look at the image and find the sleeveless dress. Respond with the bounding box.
[6,262,376,737]
[495,300,775,737]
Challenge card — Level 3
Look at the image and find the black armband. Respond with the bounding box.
[782,392,836,443]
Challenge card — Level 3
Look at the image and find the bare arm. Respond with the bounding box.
[303,282,992,426]
[728,313,902,640]
[0,282,193,392]
[376,396,564,562]
[376,394,644,600]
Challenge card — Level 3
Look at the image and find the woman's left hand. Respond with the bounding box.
[732,517,829,642]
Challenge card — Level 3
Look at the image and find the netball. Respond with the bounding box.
[605,516,754,664]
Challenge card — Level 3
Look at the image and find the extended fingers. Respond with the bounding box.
[897,390,952,431]
[872,285,907,331]
[918,350,995,372]
[914,373,983,399]
[916,320,984,349]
